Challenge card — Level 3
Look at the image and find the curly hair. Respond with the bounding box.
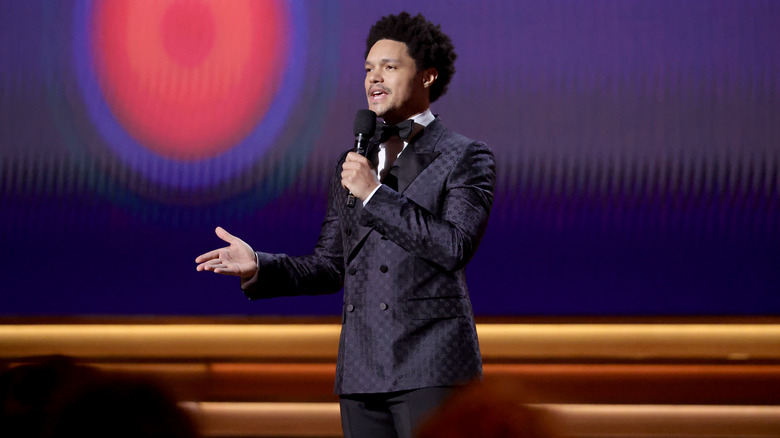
[365,12,457,103]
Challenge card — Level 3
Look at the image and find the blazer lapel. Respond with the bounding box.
[383,120,443,193]
[344,201,373,263]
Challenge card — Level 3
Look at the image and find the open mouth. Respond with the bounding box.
[369,88,388,100]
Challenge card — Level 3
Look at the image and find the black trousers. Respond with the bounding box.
[339,387,455,438]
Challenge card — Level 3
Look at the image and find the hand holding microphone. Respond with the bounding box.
[344,109,378,207]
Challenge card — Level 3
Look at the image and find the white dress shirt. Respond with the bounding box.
[363,109,435,205]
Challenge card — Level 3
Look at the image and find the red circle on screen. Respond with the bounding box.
[90,0,289,161]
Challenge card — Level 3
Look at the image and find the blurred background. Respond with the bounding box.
[1,0,778,318]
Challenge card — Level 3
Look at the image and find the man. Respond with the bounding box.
[196,12,495,438]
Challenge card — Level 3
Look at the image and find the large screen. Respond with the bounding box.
[1,0,778,317]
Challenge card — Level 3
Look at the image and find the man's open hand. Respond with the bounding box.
[195,227,258,279]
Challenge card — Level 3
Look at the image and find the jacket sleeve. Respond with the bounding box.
[240,157,347,300]
[360,141,496,272]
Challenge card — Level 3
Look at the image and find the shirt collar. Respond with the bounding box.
[381,108,435,128]
[409,108,435,127]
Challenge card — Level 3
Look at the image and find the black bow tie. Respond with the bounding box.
[376,119,416,143]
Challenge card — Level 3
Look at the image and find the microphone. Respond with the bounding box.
[347,109,377,207]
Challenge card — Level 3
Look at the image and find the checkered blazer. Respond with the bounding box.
[241,118,496,394]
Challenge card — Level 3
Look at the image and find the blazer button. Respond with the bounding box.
[379,265,388,273]
[346,304,355,312]
[348,267,357,275]
[379,303,388,311]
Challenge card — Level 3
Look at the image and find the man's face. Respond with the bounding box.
[365,39,430,125]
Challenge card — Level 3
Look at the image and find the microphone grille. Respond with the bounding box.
[353,109,377,136]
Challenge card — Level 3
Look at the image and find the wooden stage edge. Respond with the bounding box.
[2,323,780,362]
[3,322,780,436]
[182,402,780,438]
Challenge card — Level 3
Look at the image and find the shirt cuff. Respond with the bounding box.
[362,183,383,206]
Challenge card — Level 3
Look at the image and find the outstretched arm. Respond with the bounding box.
[195,227,258,279]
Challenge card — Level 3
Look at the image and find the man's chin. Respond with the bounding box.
[375,109,403,124]
[368,103,387,117]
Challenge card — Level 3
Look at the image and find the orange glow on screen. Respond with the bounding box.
[90,0,290,161]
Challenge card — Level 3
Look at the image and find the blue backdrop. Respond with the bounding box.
[1,0,778,317]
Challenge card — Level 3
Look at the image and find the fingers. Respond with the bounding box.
[196,258,219,272]
[341,162,362,175]
[197,226,255,276]
[196,259,234,274]
[195,227,231,268]
[341,165,357,190]
[341,153,375,183]
[345,151,368,163]
[341,168,379,200]
[215,226,235,243]
[195,249,220,264]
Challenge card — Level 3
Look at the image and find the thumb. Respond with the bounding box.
[215,226,236,244]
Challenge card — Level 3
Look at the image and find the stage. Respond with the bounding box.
[3,321,779,437]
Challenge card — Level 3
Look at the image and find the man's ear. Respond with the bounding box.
[422,68,438,88]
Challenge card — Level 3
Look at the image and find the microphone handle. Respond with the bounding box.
[346,133,368,208]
